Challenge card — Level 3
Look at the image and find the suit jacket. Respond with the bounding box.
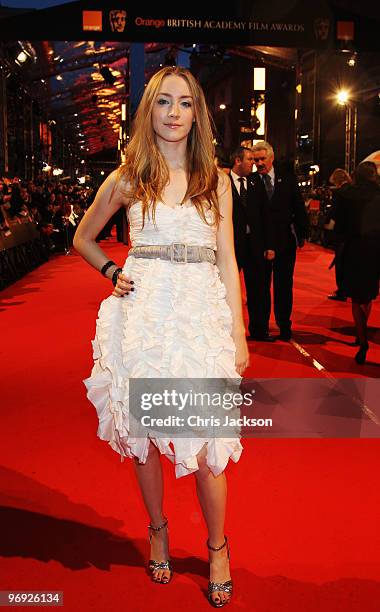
[250,168,309,253]
[230,173,275,267]
[333,180,380,300]
[329,183,351,243]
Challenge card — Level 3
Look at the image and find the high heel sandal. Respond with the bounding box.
[206,536,233,608]
[147,517,173,584]
[355,341,369,365]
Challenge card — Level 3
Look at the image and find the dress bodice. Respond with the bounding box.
[128,202,217,249]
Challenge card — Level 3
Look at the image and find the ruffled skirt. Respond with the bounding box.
[84,256,243,478]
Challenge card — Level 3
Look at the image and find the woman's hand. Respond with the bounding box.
[112,273,135,297]
[233,333,250,375]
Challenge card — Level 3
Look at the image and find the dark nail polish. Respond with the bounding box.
[131,287,135,291]
[130,280,134,284]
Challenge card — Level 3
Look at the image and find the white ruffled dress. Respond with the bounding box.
[84,202,243,478]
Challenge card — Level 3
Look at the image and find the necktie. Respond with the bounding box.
[262,174,274,200]
[238,177,247,206]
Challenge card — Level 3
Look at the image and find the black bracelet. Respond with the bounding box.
[112,267,123,286]
[100,260,116,276]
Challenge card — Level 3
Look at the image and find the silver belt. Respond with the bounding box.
[129,243,216,264]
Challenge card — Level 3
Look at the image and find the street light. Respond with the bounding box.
[336,89,349,105]
[336,89,357,174]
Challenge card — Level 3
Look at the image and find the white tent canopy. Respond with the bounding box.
[362,151,380,174]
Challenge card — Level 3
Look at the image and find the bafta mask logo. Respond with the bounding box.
[109,10,127,33]
[314,18,330,41]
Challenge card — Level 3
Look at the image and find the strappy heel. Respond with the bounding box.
[147,516,173,584]
[206,536,233,608]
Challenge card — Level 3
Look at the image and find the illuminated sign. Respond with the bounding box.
[82,10,102,32]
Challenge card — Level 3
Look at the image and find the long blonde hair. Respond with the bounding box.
[117,66,220,225]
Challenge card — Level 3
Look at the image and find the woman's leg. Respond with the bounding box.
[363,301,372,323]
[133,442,170,582]
[194,445,231,605]
[352,300,372,363]
[352,300,372,343]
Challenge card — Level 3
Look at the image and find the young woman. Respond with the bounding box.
[335,161,380,364]
[74,66,249,607]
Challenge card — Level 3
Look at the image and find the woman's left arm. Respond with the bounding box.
[215,171,249,375]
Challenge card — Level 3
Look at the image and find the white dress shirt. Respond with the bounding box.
[231,170,247,195]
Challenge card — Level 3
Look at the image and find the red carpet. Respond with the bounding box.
[1,240,380,611]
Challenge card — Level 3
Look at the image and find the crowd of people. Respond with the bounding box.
[0,177,92,251]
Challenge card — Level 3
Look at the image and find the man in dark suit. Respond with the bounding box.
[230,146,276,342]
[250,141,309,341]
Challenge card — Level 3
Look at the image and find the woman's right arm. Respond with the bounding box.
[73,170,132,296]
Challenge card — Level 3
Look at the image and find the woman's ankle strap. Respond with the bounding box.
[148,516,168,532]
[206,535,227,552]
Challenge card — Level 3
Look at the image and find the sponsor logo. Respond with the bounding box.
[82,10,103,32]
[109,10,127,33]
[314,18,330,41]
[336,20,354,41]
[135,16,166,29]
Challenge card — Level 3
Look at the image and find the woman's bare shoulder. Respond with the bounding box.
[105,168,132,207]
[217,169,231,195]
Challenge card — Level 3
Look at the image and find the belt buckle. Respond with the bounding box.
[171,242,188,264]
